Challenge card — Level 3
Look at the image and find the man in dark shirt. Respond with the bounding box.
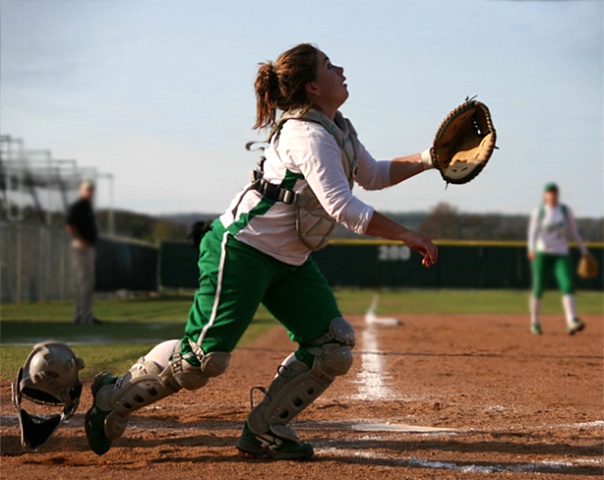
[66,181,101,325]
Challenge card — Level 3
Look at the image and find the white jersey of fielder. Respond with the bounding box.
[220,118,392,266]
[527,204,586,255]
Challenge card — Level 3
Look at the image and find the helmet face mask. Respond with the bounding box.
[12,342,85,450]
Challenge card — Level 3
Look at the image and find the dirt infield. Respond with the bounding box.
[1,312,602,479]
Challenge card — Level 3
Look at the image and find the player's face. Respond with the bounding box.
[306,51,348,113]
[544,190,559,206]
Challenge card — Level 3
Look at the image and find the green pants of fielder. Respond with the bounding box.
[531,252,574,298]
[180,221,342,368]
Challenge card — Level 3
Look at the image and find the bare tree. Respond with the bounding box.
[418,202,461,239]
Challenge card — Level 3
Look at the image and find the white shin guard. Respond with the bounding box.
[247,317,355,441]
[95,339,230,440]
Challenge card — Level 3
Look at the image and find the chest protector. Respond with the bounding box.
[273,109,360,250]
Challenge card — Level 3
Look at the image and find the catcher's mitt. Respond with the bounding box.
[577,252,599,279]
[431,98,497,185]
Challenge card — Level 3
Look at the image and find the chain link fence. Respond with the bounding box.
[1,221,159,304]
[1,221,74,303]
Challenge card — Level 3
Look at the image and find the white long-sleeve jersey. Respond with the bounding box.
[527,204,586,255]
[219,118,392,265]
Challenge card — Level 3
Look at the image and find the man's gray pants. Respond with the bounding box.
[73,246,96,324]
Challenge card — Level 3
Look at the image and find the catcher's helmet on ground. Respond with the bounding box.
[12,341,85,450]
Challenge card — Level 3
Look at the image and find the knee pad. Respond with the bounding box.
[306,316,355,377]
[170,346,231,391]
[308,316,356,349]
[328,316,356,347]
[317,344,353,377]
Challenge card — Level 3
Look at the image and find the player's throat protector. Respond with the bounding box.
[12,342,85,450]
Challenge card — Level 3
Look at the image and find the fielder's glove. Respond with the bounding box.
[429,97,497,185]
[577,252,599,280]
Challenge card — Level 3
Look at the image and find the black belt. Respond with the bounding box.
[252,178,297,205]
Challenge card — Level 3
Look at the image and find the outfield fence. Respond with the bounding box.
[3,224,601,304]
[1,221,158,303]
[159,239,604,291]
[312,240,604,290]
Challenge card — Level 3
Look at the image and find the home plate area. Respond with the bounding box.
[1,311,602,479]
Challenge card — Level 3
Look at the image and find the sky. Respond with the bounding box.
[1,0,602,217]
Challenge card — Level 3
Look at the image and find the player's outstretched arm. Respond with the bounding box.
[366,211,438,267]
[388,150,433,186]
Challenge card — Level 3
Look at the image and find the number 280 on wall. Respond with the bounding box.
[377,245,411,262]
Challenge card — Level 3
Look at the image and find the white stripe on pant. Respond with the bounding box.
[196,230,230,347]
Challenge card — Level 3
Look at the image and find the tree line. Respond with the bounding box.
[97,203,602,244]
[6,204,599,244]
[324,203,602,242]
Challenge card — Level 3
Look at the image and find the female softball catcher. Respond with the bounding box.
[527,183,588,335]
[85,43,440,460]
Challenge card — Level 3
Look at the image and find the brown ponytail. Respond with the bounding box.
[254,43,320,130]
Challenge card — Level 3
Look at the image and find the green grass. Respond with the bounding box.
[0,296,277,381]
[0,296,193,323]
[333,289,604,315]
[2,344,162,382]
[1,290,601,381]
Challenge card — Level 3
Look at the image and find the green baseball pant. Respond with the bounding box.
[180,221,342,368]
[531,252,575,298]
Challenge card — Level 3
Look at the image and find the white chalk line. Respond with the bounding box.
[350,295,400,401]
[553,420,604,429]
[340,294,603,474]
[2,415,601,473]
[3,415,600,436]
[316,447,604,474]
